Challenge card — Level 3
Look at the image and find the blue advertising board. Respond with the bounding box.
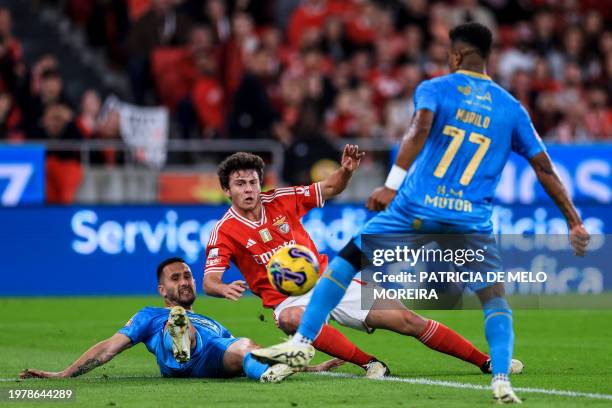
[0,145,45,206]
[0,203,609,296]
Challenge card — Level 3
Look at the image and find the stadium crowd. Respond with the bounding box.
[0,0,610,201]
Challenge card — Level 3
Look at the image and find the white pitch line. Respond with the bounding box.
[3,373,612,401]
[312,372,612,401]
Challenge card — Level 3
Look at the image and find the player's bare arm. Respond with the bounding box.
[529,151,590,256]
[319,144,365,201]
[203,271,247,301]
[20,333,132,379]
[367,109,434,211]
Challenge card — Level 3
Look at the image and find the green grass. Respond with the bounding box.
[1,296,611,407]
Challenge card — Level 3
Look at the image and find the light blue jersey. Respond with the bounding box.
[118,307,238,378]
[395,70,545,231]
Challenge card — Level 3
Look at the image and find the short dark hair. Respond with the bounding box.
[217,152,265,190]
[157,257,187,282]
[449,22,493,58]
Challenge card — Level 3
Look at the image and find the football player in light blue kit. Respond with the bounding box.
[19,257,318,382]
[253,23,590,403]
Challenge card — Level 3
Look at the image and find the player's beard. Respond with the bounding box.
[167,286,196,308]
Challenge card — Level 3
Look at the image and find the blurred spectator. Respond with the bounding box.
[385,62,421,140]
[228,47,279,139]
[549,26,586,81]
[204,0,231,43]
[532,7,556,56]
[0,92,22,139]
[24,70,71,137]
[509,69,533,113]
[447,0,497,38]
[76,89,121,164]
[84,0,130,66]
[223,12,259,96]
[584,86,611,140]
[320,16,352,63]
[545,101,592,143]
[287,0,330,49]
[554,62,583,110]
[0,7,22,95]
[283,101,339,186]
[400,25,426,67]
[498,22,535,86]
[39,104,84,204]
[189,51,225,138]
[395,0,429,33]
[127,0,192,104]
[423,40,449,78]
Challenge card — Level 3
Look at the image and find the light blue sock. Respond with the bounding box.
[483,297,514,379]
[297,256,357,341]
[243,352,269,380]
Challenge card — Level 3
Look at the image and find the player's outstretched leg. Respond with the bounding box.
[252,247,360,368]
[278,307,390,378]
[478,286,522,404]
[225,338,296,383]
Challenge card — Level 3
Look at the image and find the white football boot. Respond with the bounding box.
[168,306,191,363]
[492,375,522,404]
[260,363,296,383]
[363,359,391,379]
[251,340,315,369]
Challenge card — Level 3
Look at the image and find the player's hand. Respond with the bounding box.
[569,224,590,257]
[367,186,397,211]
[340,144,365,173]
[301,358,345,372]
[221,280,247,301]
[19,369,65,379]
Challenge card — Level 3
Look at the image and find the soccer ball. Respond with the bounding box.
[267,244,320,296]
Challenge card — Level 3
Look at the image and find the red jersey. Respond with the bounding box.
[204,183,328,308]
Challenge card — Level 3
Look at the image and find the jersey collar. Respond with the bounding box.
[229,205,267,229]
[456,69,491,81]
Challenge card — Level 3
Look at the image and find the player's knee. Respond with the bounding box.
[278,307,303,335]
[231,338,258,357]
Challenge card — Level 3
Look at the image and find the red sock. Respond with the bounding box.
[417,320,489,368]
[313,324,374,367]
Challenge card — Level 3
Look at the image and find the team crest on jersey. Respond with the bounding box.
[273,216,290,234]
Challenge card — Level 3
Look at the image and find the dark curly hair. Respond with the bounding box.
[449,22,493,58]
[217,152,265,190]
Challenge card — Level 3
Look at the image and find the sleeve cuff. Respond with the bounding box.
[314,182,324,207]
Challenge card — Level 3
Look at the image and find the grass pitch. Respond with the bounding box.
[1,296,611,407]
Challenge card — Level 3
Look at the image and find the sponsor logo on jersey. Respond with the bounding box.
[208,248,219,259]
[475,92,492,103]
[252,239,297,265]
[457,85,471,96]
[246,238,256,248]
[206,257,221,266]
